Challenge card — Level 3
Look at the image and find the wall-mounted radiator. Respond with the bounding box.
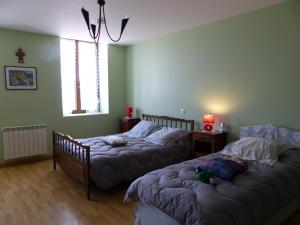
[2,124,47,160]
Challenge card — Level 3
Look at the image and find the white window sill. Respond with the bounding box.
[63,112,109,117]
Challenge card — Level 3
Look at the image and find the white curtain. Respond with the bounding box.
[60,39,76,115]
[78,41,98,112]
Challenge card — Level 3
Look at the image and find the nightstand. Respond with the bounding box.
[192,131,227,157]
[119,117,141,133]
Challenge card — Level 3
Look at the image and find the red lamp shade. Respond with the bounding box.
[203,114,215,132]
[125,106,133,118]
[203,114,215,124]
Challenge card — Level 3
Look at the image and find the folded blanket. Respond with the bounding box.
[102,135,127,147]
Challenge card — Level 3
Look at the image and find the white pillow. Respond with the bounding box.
[221,137,290,165]
[144,127,189,145]
[126,121,161,138]
[102,135,127,147]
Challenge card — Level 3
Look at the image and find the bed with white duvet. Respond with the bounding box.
[124,125,300,225]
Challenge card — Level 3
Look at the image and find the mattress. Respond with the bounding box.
[77,134,192,189]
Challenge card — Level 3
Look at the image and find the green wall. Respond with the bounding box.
[0,29,127,161]
[0,0,299,161]
[126,0,300,139]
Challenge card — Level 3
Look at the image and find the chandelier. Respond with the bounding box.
[81,0,129,45]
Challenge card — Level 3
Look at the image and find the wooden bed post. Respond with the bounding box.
[85,145,91,200]
[191,122,194,131]
[52,130,92,200]
[52,131,56,170]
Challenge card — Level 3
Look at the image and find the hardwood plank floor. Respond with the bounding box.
[0,159,299,225]
[0,160,133,225]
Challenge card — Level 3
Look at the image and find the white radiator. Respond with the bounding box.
[2,124,47,160]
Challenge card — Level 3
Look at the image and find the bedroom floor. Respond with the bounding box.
[0,160,133,225]
[0,160,299,225]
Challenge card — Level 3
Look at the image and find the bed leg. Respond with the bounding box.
[53,157,56,170]
[52,131,57,170]
[86,145,91,200]
[86,181,91,200]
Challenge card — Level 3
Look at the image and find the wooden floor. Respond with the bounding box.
[0,159,299,225]
[0,160,134,225]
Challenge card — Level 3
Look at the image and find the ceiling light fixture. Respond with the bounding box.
[81,0,129,45]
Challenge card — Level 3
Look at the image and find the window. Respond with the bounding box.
[60,39,108,116]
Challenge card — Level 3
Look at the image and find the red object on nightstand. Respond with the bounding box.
[125,106,133,118]
[203,114,215,132]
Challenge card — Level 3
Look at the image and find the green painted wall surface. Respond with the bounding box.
[0,29,126,161]
[126,0,300,139]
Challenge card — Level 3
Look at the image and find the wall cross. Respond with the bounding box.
[15,48,25,63]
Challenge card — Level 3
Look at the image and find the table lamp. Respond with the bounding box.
[125,106,133,118]
[203,114,215,132]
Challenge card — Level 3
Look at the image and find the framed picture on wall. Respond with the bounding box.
[4,66,37,90]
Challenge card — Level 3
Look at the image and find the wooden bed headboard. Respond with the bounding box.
[142,114,194,131]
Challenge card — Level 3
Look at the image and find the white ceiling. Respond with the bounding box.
[0,0,286,45]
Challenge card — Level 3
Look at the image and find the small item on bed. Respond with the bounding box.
[102,135,127,147]
[194,157,248,182]
[221,137,290,165]
[195,169,216,184]
[144,127,189,145]
[125,121,161,138]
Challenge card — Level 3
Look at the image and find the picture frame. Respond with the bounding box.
[4,66,37,90]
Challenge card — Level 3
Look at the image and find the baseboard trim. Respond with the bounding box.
[0,154,52,167]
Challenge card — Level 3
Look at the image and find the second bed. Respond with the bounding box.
[53,114,194,199]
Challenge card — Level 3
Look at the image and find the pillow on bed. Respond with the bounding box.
[102,135,127,147]
[194,158,248,182]
[221,137,290,165]
[144,127,189,145]
[126,121,161,138]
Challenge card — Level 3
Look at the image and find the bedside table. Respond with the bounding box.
[192,131,227,157]
[119,117,141,133]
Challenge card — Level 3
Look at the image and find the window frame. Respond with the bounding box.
[72,40,87,114]
[60,39,109,117]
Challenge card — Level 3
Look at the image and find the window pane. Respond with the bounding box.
[60,39,76,115]
[78,41,98,112]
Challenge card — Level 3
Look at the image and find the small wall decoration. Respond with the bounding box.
[15,48,25,63]
[4,66,37,90]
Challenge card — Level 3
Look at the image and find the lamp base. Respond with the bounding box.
[204,123,213,132]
